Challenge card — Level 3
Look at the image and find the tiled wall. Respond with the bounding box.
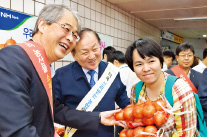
[0,0,161,70]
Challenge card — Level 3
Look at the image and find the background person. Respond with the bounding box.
[52,28,130,137]
[198,68,207,125]
[107,50,140,97]
[0,4,125,137]
[102,46,116,62]
[191,56,199,68]
[125,38,197,136]
[193,48,207,73]
[165,42,201,92]
[163,50,175,69]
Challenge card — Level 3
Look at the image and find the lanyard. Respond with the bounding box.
[171,65,198,94]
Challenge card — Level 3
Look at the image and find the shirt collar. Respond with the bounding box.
[187,69,191,78]
[119,64,128,69]
[82,67,99,75]
[199,61,206,68]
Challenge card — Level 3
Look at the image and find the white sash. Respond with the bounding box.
[64,63,119,137]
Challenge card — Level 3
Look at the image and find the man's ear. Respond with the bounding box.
[176,55,179,61]
[169,57,173,62]
[103,54,107,60]
[38,19,47,34]
[113,60,119,67]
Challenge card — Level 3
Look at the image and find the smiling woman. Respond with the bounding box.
[125,38,198,137]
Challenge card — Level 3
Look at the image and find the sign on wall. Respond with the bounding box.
[162,31,183,44]
[174,35,183,44]
[99,33,113,60]
[98,33,113,52]
[0,7,37,48]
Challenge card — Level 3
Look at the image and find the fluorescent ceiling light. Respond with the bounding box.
[174,17,207,21]
[203,35,207,37]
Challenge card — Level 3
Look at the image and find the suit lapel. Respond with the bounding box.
[190,69,195,84]
[98,61,108,79]
[73,62,87,81]
[73,61,92,92]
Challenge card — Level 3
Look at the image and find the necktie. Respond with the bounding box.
[88,70,95,88]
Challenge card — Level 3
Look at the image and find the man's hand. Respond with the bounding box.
[100,109,127,128]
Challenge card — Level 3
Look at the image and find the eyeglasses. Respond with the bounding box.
[55,22,80,42]
[178,54,194,59]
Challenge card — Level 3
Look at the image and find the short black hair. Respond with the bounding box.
[176,42,195,56]
[163,50,175,61]
[107,50,126,63]
[125,38,163,71]
[102,46,116,59]
[203,48,207,59]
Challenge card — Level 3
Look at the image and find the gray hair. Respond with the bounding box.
[32,4,81,36]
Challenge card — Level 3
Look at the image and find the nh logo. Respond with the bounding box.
[1,12,11,19]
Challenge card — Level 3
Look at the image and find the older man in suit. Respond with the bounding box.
[53,28,130,137]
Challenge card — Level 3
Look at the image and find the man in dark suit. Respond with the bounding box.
[0,4,125,137]
[198,68,207,125]
[53,28,130,137]
[165,42,201,90]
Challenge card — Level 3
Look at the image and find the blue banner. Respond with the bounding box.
[0,7,32,30]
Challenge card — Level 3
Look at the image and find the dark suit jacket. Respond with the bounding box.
[53,61,130,137]
[0,45,100,137]
[165,68,201,90]
[198,68,207,125]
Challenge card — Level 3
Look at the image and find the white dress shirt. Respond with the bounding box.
[119,64,140,97]
[162,62,168,71]
[50,65,55,78]
[192,61,207,73]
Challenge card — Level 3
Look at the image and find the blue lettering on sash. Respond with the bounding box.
[84,99,92,110]
[97,89,101,94]
[92,82,107,100]
[92,94,97,99]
